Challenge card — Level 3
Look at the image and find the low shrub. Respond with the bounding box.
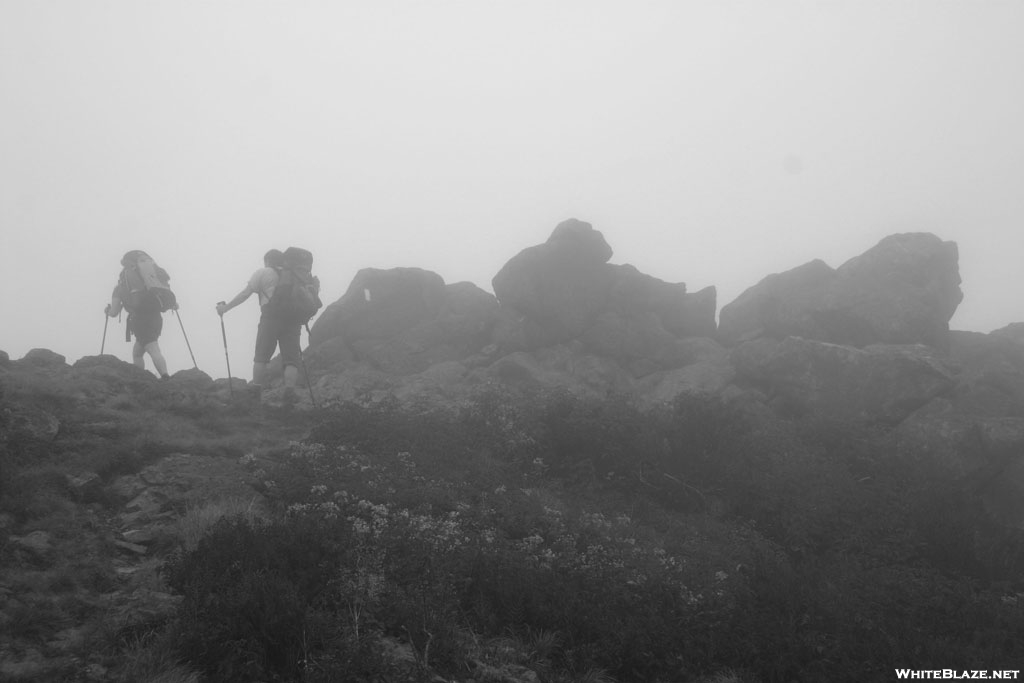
[164,389,1024,680]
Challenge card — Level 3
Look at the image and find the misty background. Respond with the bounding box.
[2,2,1022,380]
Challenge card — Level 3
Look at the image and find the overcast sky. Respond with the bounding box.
[2,1,1022,379]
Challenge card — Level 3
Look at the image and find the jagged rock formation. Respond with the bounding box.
[492,219,717,371]
[3,219,1023,533]
[718,232,963,348]
[309,267,499,376]
[293,221,1021,530]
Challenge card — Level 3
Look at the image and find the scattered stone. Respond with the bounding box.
[83,663,109,681]
[472,660,541,683]
[48,626,87,650]
[113,539,148,555]
[66,472,104,502]
[10,530,54,559]
[109,475,146,502]
[125,489,167,518]
[121,527,161,545]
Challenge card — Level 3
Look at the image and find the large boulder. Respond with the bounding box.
[310,267,447,347]
[492,219,615,345]
[717,260,835,344]
[355,282,500,375]
[492,222,716,366]
[827,232,963,347]
[731,337,959,424]
[719,233,963,348]
[308,269,499,375]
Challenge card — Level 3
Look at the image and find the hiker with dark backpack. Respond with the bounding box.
[216,248,322,398]
[106,250,176,379]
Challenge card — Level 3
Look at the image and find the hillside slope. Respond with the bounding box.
[2,350,1024,682]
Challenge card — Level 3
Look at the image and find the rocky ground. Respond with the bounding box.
[0,351,314,681]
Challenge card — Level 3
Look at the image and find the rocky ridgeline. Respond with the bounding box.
[294,220,1024,529]
[6,219,1024,531]
[3,219,1024,678]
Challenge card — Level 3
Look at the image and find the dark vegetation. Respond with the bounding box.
[3,369,1024,682]
[169,388,1024,682]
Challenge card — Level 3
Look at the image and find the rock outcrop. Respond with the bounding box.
[308,268,499,376]
[491,219,618,349]
[294,220,1024,529]
[7,218,1024,680]
[9,219,1024,531]
[718,232,963,349]
[305,219,717,382]
[491,219,717,369]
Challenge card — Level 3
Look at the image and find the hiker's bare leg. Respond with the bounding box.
[145,342,169,377]
[132,341,146,369]
[283,364,298,389]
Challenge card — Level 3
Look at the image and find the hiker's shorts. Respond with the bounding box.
[128,310,163,347]
[254,310,301,368]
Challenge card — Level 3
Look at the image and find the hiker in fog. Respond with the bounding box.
[106,250,177,380]
[216,249,301,394]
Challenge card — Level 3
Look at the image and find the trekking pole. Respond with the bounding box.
[217,303,234,399]
[173,308,198,368]
[101,310,109,354]
[301,323,319,409]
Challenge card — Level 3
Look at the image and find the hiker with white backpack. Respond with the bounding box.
[106,250,177,379]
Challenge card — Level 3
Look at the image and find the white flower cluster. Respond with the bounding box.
[286,501,340,520]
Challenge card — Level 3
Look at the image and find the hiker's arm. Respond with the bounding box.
[107,288,124,317]
[216,286,253,316]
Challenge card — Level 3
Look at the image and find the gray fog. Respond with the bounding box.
[2,2,1021,378]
